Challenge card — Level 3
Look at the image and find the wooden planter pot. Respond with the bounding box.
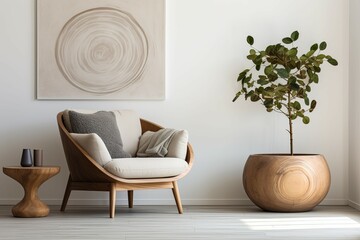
[243,154,331,212]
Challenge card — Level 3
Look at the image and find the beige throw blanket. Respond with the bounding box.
[137,128,177,157]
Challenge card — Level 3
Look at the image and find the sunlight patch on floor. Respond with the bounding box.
[241,217,360,230]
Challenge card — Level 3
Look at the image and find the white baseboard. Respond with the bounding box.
[44,199,254,206]
[348,200,360,210]
[0,198,349,206]
[320,199,349,205]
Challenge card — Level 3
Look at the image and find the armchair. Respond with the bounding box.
[57,110,194,218]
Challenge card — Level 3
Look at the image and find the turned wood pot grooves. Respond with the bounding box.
[243,154,331,212]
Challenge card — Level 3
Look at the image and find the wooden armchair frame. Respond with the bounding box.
[57,111,194,218]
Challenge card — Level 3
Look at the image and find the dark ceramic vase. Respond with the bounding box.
[21,149,32,167]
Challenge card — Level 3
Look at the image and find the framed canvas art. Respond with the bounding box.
[37,0,165,100]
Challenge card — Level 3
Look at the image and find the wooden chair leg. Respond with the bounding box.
[109,184,116,218]
[128,190,134,208]
[172,181,183,214]
[60,175,72,212]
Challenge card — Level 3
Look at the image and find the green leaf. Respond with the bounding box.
[247,54,256,60]
[290,82,300,91]
[232,92,241,102]
[286,48,298,57]
[304,96,310,106]
[320,41,327,50]
[259,75,267,80]
[314,66,321,73]
[296,110,304,118]
[268,73,278,82]
[291,31,299,41]
[293,101,301,110]
[253,56,263,65]
[317,54,326,60]
[306,85,311,92]
[297,88,305,97]
[264,99,273,107]
[247,36,254,45]
[282,37,293,44]
[297,80,306,86]
[288,60,297,69]
[289,76,297,84]
[257,79,268,85]
[245,90,255,100]
[310,100,317,112]
[264,65,273,76]
[306,50,316,57]
[310,44,318,51]
[276,68,289,78]
[250,94,260,102]
[256,87,264,94]
[290,114,297,120]
[328,58,338,66]
[264,86,275,93]
[243,74,252,83]
[265,45,275,54]
[300,55,308,61]
[255,64,261,71]
[310,74,319,84]
[250,49,256,55]
[302,116,310,124]
[296,69,306,79]
[237,69,249,82]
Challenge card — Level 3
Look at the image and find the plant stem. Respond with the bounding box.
[287,91,294,155]
[289,115,294,155]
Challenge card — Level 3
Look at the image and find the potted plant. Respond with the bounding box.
[233,31,338,212]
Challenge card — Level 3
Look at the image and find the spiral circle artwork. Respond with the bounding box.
[56,7,148,93]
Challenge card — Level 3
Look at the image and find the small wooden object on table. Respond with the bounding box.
[3,166,60,217]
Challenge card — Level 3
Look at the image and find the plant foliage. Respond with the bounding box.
[233,31,338,155]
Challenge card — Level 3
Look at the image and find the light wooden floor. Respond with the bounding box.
[0,205,359,239]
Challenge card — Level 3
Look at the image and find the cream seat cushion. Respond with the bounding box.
[70,133,189,179]
[104,158,189,179]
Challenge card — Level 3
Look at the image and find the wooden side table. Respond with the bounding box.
[3,166,60,217]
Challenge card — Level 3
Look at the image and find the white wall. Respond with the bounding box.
[349,0,360,209]
[0,0,349,206]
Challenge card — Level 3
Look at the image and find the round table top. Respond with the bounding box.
[3,166,60,170]
[3,166,60,175]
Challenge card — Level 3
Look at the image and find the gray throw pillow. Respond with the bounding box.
[69,111,131,158]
